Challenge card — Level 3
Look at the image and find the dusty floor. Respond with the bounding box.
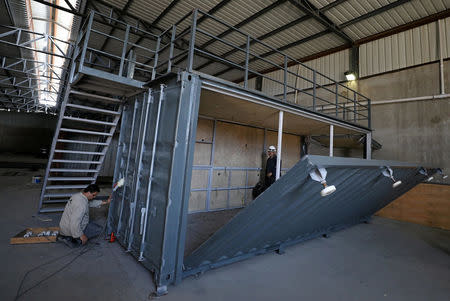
[1,168,449,301]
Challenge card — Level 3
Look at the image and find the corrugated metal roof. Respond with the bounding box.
[3,0,447,111]
[339,0,449,40]
[90,0,448,84]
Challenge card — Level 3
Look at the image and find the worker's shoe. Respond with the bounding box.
[57,235,81,248]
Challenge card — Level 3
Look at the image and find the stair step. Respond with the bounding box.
[43,199,70,204]
[48,177,95,181]
[60,128,113,136]
[49,168,98,173]
[57,139,108,146]
[46,185,87,189]
[54,150,105,155]
[70,89,122,103]
[52,159,102,164]
[66,103,120,115]
[39,207,65,213]
[63,116,116,126]
[44,193,74,198]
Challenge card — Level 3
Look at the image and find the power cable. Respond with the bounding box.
[14,219,108,301]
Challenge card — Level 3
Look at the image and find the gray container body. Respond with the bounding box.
[107,72,201,292]
[107,72,437,294]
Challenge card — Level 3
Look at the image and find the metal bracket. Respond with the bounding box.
[437,168,448,179]
[381,166,402,188]
[309,166,336,196]
[419,168,434,182]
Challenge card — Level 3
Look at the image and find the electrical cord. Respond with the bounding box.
[14,219,109,301]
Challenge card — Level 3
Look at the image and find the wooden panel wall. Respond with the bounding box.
[376,183,450,230]
[189,118,301,212]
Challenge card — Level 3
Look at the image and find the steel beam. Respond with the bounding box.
[340,0,411,28]
[32,0,83,16]
[0,25,73,59]
[152,0,180,26]
[288,0,353,44]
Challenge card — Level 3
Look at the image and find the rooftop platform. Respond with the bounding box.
[68,9,371,134]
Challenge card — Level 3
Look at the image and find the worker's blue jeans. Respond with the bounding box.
[83,222,103,239]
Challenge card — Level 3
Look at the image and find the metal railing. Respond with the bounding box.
[71,10,161,82]
[73,9,371,128]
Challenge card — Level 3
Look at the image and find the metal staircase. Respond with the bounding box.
[38,88,123,213]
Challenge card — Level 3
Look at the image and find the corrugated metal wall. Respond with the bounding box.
[257,17,449,96]
[360,17,450,77]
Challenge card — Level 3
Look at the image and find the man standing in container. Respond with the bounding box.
[58,184,110,247]
[265,145,278,189]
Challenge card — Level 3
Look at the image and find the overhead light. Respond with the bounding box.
[345,71,357,81]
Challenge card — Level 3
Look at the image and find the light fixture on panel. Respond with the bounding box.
[344,71,357,81]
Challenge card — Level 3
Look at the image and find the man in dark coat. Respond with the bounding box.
[265,145,277,188]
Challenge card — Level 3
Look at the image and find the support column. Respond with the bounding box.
[329,125,334,157]
[365,132,372,159]
[276,111,283,180]
[438,19,445,95]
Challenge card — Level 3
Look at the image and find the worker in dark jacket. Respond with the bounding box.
[265,145,277,188]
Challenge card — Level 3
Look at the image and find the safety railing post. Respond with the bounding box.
[283,55,288,101]
[119,24,130,77]
[313,70,316,111]
[79,11,94,72]
[152,36,161,80]
[187,9,198,72]
[244,35,250,89]
[353,91,357,123]
[367,98,371,128]
[167,25,176,73]
[335,82,338,117]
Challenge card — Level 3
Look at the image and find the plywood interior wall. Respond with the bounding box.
[189,118,301,212]
[376,183,450,230]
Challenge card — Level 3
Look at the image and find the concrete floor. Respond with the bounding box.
[1,168,449,301]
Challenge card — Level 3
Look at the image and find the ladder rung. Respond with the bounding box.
[63,116,116,126]
[52,159,102,164]
[46,185,87,189]
[43,199,70,204]
[54,150,105,155]
[66,103,120,115]
[60,128,112,136]
[48,177,95,181]
[44,193,74,198]
[39,207,65,213]
[49,168,98,172]
[70,89,122,103]
[57,139,108,146]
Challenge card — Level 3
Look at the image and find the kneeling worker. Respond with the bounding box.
[59,184,110,246]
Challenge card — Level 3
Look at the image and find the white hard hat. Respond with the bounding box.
[268,145,276,151]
